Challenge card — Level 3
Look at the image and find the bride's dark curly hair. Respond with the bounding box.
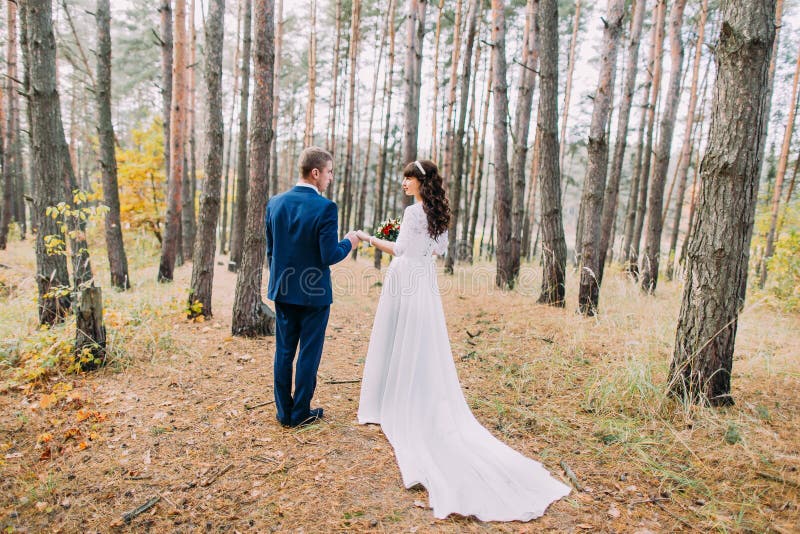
[403,159,450,239]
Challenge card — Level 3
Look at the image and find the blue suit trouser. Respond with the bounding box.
[273,301,330,425]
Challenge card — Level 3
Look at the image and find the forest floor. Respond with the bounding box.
[0,239,799,533]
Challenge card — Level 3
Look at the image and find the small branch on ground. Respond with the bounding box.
[324,379,361,384]
[200,463,233,487]
[560,460,583,491]
[757,471,800,489]
[120,496,160,524]
[245,400,275,410]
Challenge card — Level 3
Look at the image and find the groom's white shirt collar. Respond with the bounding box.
[296,182,321,195]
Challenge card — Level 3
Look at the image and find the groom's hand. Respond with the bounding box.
[345,231,359,249]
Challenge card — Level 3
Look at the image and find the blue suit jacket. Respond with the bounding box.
[266,186,352,306]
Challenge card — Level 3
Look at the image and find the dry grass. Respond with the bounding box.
[0,237,798,533]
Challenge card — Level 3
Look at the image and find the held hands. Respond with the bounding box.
[355,230,372,244]
[345,231,360,249]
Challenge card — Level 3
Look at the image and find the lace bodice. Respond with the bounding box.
[393,203,448,259]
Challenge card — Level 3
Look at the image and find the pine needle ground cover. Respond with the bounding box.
[1,240,798,532]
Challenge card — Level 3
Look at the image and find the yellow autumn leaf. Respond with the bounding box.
[39,394,57,409]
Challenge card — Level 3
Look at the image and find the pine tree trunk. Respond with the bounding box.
[507,0,539,281]
[641,0,687,292]
[190,0,225,318]
[353,8,389,261]
[270,0,283,197]
[304,0,316,147]
[429,0,445,161]
[670,0,775,406]
[0,0,18,250]
[598,0,647,282]
[229,0,252,271]
[220,0,243,255]
[327,0,342,158]
[402,0,427,208]
[231,0,276,337]
[745,0,784,302]
[522,131,540,261]
[158,0,187,282]
[340,0,361,238]
[445,0,479,273]
[159,0,173,189]
[470,53,493,263]
[678,112,704,269]
[19,2,31,236]
[373,0,397,270]
[760,45,799,287]
[96,0,130,290]
[441,0,464,201]
[536,0,567,305]
[576,0,624,315]
[465,38,485,262]
[182,0,198,260]
[558,0,581,171]
[630,0,666,277]
[666,0,709,280]
[27,0,72,324]
[490,0,513,288]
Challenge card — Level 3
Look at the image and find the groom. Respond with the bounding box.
[265,146,359,427]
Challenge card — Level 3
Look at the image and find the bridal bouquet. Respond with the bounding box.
[374,218,401,242]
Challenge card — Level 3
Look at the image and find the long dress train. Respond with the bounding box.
[358,202,571,521]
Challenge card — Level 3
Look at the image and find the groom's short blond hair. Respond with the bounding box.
[299,146,333,178]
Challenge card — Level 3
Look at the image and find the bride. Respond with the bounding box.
[354,160,571,522]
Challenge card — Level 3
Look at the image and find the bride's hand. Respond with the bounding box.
[356,230,372,242]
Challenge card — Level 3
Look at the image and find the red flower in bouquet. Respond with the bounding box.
[374,217,401,242]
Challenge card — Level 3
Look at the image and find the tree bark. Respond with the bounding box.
[670,0,775,406]
[182,0,198,261]
[445,0,479,273]
[598,0,647,283]
[441,0,464,200]
[0,0,19,250]
[231,0,276,337]
[536,0,567,305]
[96,0,130,290]
[490,0,513,288]
[27,0,73,324]
[470,45,492,263]
[759,43,800,287]
[340,0,361,237]
[373,0,397,270]
[189,0,225,318]
[576,0,624,315]
[270,0,283,197]
[304,0,316,147]
[327,0,342,159]
[429,0,445,161]
[158,0,187,281]
[401,0,427,208]
[558,0,581,171]
[629,0,666,277]
[666,0,709,280]
[229,0,252,271]
[506,0,539,280]
[159,0,173,190]
[745,0,784,301]
[641,0,687,292]
[220,0,243,255]
[353,8,389,260]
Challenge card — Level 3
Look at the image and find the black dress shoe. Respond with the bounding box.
[291,407,324,427]
[276,413,291,428]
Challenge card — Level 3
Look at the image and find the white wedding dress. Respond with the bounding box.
[358,202,571,522]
